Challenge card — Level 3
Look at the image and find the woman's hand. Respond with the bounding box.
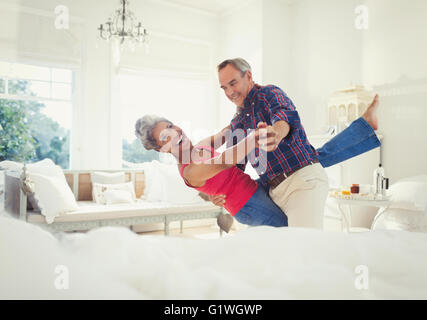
[209,194,226,207]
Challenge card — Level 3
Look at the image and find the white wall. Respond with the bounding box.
[217,0,263,128]
[285,0,376,196]
[286,0,365,135]
[262,0,292,93]
[361,0,427,182]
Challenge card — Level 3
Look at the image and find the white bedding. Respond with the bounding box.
[1,213,427,299]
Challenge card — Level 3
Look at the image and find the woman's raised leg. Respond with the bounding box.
[317,95,381,167]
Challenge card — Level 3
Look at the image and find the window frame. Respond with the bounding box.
[0,62,73,103]
[0,60,77,169]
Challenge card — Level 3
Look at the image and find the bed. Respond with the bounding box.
[1,213,426,299]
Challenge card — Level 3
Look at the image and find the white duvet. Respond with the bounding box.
[1,213,427,300]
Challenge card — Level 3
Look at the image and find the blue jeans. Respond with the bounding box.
[234,186,288,227]
[235,117,381,227]
[317,117,381,168]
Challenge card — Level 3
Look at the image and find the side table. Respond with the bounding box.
[329,195,391,233]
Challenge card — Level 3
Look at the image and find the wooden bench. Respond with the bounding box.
[4,168,224,236]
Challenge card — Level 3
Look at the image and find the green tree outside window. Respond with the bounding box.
[0,79,70,168]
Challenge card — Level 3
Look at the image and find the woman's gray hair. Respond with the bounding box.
[217,58,252,76]
[135,115,171,150]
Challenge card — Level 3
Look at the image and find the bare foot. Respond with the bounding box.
[363,94,379,130]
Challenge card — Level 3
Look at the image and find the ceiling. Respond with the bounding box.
[159,0,254,15]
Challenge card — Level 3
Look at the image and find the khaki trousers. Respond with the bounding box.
[269,163,329,229]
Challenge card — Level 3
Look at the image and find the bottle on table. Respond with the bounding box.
[373,164,385,196]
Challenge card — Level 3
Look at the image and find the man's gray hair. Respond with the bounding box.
[135,115,171,150]
[217,58,252,76]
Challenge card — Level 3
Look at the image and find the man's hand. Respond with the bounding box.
[209,194,226,207]
[255,122,280,152]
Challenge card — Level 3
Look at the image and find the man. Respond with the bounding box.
[202,58,380,230]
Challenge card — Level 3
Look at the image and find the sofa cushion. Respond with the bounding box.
[140,160,205,205]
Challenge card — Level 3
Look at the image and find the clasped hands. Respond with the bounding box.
[209,122,280,207]
[253,122,280,153]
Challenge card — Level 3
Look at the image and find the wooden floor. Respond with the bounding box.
[136,218,347,239]
[136,224,239,239]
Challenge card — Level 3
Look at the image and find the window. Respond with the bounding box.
[0,61,73,169]
[118,70,212,167]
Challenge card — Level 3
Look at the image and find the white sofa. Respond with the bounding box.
[4,168,224,235]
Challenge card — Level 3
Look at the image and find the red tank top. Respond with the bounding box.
[179,146,258,215]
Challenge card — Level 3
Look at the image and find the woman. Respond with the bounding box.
[135,116,288,228]
[134,97,381,229]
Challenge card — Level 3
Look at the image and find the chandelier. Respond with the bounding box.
[98,0,148,47]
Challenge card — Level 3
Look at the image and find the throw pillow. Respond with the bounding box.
[141,160,204,204]
[92,182,136,205]
[388,175,427,211]
[0,159,74,214]
[30,173,79,224]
